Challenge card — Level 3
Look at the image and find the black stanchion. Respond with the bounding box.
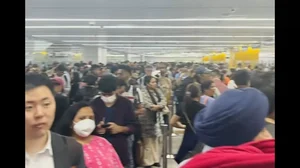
[161,124,168,168]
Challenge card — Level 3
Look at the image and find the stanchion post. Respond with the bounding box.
[167,102,174,158]
[161,124,168,168]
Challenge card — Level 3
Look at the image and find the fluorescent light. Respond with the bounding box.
[32,35,275,38]
[65,40,258,43]
[82,44,238,47]
[83,44,233,47]
[25,43,73,46]
[25,26,274,29]
[104,45,237,48]
[25,18,274,22]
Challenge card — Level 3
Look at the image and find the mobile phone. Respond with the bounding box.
[102,124,110,128]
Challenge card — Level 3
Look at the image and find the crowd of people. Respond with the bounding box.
[25,61,275,168]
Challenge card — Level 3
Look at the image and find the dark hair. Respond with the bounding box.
[26,73,54,93]
[82,75,98,85]
[145,65,153,69]
[118,64,132,74]
[144,75,156,86]
[110,65,119,74]
[55,63,67,72]
[55,101,93,136]
[98,75,117,93]
[232,70,251,86]
[201,80,214,93]
[184,83,201,105]
[251,72,275,114]
[91,64,101,71]
[116,78,127,88]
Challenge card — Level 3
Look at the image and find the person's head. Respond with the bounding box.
[98,75,118,104]
[232,69,251,88]
[251,71,275,119]
[25,73,56,139]
[156,63,167,75]
[116,78,127,95]
[116,65,132,81]
[144,65,153,76]
[211,69,221,79]
[90,64,102,77]
[201,80,216,97]
[54,64,67,77]
[51,77,64,93]
[194,88,270,147]
[144,75,157,89]
[195,66,212,83]
[55,101,96,137]
[184,83,202,104]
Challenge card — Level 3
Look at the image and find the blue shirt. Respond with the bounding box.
[200,95,215,107]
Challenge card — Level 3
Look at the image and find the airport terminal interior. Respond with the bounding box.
[25,1,274,168]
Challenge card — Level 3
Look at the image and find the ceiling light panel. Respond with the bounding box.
[25,26,274,29]
[25,18,274,22]
[32,35,274,38]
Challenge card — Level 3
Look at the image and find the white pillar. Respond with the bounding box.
[83,46,98,64]
[98,48,107,64]
[124,53,128,61]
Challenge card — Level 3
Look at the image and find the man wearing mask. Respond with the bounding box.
[90,75,137,167]
[26,73,85,168]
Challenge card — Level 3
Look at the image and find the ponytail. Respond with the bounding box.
[184,91,193,106]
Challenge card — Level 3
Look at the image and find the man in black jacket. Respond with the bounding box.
[26,73,85,168]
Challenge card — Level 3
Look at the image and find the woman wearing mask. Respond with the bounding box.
[170,83,206,164]
[139,76,167,168]
[55,101,123,168]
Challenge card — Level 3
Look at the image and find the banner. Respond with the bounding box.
[231,47,260,68]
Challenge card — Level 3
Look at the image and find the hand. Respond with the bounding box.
[96,121,106,134]
[151,105,163,111]
[135,108,145,115]
[107,122,124,134]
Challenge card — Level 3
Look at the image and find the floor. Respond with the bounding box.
[165,134,183,168]
[137,128,184,168]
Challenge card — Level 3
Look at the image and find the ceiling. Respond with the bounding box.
[25,0,275,55]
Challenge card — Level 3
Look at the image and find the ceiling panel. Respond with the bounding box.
[25,0,275,54]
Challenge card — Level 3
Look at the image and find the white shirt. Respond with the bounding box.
[227,80,237,89]
[26,132,54,168]
[121,85,143,103]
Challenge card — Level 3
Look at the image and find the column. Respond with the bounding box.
[83,47,107,64]
[83,46,98,64]
[98,48,107,64]
[124,53,129,61]
[140,55,145,62]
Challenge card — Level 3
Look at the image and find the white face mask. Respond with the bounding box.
[73,119,96,137]
[101,94,116,103]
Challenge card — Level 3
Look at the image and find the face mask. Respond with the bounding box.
[73,119,96,137]
[101,94,116,103]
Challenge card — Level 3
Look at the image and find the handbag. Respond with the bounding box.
[162,106,170,115]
